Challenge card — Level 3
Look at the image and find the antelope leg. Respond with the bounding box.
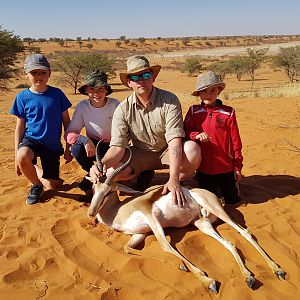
[124,233,148,255]
[147,213,218,293]
[194,217,255,288]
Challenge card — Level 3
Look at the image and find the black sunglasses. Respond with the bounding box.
[128,71,152,82]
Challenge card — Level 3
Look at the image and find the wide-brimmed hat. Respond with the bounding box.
[192,71,226,96]
[119,55,161,87]
[78,70,113,95]
[24,54,51,73]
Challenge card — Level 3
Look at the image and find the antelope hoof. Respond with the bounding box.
[246,276,255,289]
[208,280,218,294]
[87,207,97,218]
[179,264,188,272]
[276,269,286,280]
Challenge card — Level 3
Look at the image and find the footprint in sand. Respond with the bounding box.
[51,219,105,276]
[2,256,58,284]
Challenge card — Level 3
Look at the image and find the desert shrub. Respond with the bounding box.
[227,56,250,80]
[273,46,300,83]
[208,61,231,80]
[181,57,203,76]
[138,37,146,44]
[86,43,93,49]
[28,46,41,54]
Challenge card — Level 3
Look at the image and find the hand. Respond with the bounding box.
[64,148,73,163]
[85,139,96,157]
[195,132,210,142]
[89,164,107,183]
[162,178,186,207]
[15,162,22,176]
[235,170,242,182]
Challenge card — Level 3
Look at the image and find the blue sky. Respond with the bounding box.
[1,0,300,39]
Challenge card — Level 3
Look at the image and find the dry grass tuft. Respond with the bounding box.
[223,83,300,99]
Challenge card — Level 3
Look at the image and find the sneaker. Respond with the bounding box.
[135,170,155,192]
[78,177,93,192]
[26,184,44,205]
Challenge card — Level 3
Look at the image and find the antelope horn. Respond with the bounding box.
[95,140,103,173]
[105,147,132,186]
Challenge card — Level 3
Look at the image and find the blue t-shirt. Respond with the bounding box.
[10,86,72,153]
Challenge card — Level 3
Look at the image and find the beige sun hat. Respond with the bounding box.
[192,71,226,96]
[119,55,161,87]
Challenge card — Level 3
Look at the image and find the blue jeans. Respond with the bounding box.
[71,139,109,173]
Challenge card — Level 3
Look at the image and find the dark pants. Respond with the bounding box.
[196,171,240,204]
[71,139,109,173]
[19,136,62,180]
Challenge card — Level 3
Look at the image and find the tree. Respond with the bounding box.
[227,56,250,81]
[208,61,231,81]
[54,53,115,94]
[181,37,190,46]
[181,57,203,76]
[246,47,269,88]
[273,46,300,83]
[58,39,64,47]
[138,37,146,44]
[0,26,24,93]
[86,43,93,50]
[115,41,121,48]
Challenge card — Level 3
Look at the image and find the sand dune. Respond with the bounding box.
[0,71,300,299]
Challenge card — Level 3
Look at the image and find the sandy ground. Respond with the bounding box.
[0,61,300,300]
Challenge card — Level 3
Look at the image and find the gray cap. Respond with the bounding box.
[24,54,51,73]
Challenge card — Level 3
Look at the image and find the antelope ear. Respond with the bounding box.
[116,183,143,195]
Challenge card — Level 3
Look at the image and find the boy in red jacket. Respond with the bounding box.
[184,71,243,204]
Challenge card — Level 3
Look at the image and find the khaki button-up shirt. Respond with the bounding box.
[110,87,185,152]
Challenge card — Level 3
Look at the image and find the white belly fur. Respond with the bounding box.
[113,188,200,234]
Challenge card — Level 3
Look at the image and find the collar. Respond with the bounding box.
[133,86,157,107]
[201,98,223,108]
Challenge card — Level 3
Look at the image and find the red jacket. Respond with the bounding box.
[184,100,243,175]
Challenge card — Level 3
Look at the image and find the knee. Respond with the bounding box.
[183,140,202,166]
[16,149,33,167]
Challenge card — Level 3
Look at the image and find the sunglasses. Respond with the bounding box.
[129,71,152,82]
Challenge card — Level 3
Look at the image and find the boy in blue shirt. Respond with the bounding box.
[10,54,72,205]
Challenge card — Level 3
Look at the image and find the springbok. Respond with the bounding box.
[87,143,286,293]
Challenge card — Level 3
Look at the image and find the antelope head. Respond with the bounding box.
[87,141,132,218]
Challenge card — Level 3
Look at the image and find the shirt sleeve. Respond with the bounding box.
[230,110,243,171]
[110,103,130,147]
[59,89,72,112]
[10,94,25,118]
[184,106,200,140]
[164,95,185,143]
[65,102,85,143]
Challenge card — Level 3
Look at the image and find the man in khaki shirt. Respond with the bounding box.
[90,55,201,206]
